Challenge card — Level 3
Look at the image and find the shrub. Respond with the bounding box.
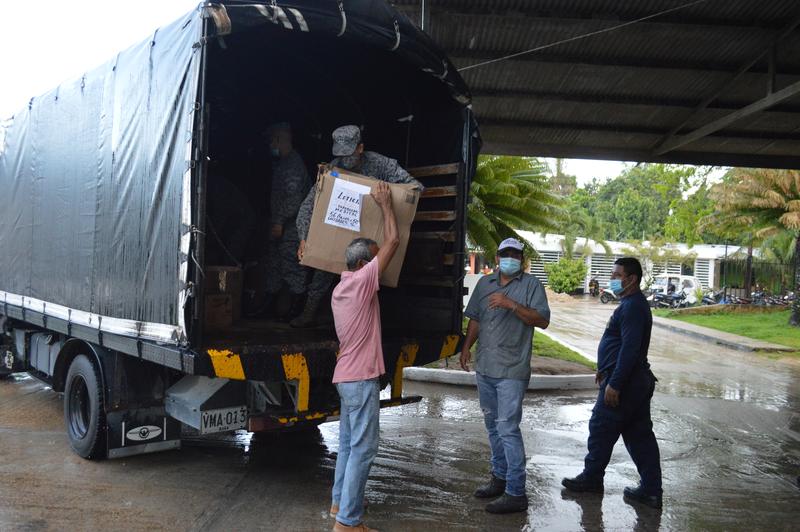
[544,258,588,294]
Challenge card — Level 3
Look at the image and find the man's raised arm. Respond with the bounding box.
[371,181,400,276]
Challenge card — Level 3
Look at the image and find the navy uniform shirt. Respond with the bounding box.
[597,291,653,390]
[464,271,551,380]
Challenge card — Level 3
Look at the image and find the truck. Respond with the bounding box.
[0,1,478,459]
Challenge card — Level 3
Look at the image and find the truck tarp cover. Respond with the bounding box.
[0,1,470,344]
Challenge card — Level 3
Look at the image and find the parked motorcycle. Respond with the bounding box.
[701,288,725,306]
[599,287,619,304]
[653,291,687,309]
[588,277,600,297]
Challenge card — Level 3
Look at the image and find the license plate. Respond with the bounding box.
[200,406,248,434]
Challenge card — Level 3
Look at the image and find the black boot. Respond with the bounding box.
[623,485,662,509]
[561,472,604,493]
[474,475,506,499]
[485,493,528,514]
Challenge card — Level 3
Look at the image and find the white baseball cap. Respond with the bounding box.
[498,238,524,252]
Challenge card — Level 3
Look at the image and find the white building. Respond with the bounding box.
[516,231,741,291]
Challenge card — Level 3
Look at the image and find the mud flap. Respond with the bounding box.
[106,407,181,459]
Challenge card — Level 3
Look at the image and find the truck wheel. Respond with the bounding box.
[600,293,610,304]
[64,355,106,459]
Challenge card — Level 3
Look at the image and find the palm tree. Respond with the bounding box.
[468,155,564,258]
[704,168,800,325]
[561,203,611,260]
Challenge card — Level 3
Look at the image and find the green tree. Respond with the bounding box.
[548,158,577,196]
[587,163,702,241]
[664,183,715,246]
[544,258,588,294]
[468,155,565,257]
[704,168,800,325]
[560,202,612,259]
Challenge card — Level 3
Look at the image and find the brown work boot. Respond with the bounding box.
[332,521,377,532]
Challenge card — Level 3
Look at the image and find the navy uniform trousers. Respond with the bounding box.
[584,368,662,496]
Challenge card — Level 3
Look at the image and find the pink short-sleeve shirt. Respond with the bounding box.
[331,257,385,383]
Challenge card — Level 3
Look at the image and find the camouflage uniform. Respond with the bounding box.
[295,151,422,241]
[264,149,310,295]
[292,151,422,326]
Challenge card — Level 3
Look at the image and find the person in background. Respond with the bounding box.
[255,122,311,320]
[460,238,551,514]
[329,181,399,532]
[562,257,663,510]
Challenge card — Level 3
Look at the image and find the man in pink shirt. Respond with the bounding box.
[330,182,399,532]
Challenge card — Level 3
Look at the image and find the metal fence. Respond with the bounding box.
[719,258,796,295]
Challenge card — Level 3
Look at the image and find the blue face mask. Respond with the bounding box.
[608,279,624,295]
[499,257,521,276]
[270,147,281,158]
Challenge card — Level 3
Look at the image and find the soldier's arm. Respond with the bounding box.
[273,159,308,226]
[296,186,316,241]
[381,155,424,191]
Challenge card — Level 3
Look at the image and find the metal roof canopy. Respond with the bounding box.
[395,0,800,169]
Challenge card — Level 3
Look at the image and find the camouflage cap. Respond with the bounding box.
[332,125,361,156]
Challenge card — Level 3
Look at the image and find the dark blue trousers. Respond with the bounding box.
[583,370,662,496]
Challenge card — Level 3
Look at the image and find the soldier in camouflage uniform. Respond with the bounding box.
[291,124,422,328]
[261,123,311,319]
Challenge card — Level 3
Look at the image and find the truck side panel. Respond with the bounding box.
[0,11,201,341]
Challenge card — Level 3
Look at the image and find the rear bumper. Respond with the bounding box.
[203,334,462,383]
[200,334,462,413]
[247,395,423,432]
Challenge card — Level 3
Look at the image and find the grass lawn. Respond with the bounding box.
[534,333,597,370]
[654,309,800,350]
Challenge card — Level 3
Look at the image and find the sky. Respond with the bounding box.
[0,1,672,185]
[0,0,197,119]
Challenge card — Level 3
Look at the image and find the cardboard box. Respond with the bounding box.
[204,266,243,328]
[300,166,420,287]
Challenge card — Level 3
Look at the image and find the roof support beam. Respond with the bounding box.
[480,141,800,170]
[394,4,789,31]
[470,88,800,113]
[477,118,800,142]
[651,14,800,154]
[450,51,800,77]
[654,78,800,155]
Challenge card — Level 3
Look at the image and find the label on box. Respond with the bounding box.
[324,178,372,232]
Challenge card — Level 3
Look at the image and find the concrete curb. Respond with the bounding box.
[403,367,597,390]
[651,317,795,353]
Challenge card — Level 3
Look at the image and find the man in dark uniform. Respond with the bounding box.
[562,257,663,510]
[291,124,422,328]
[260,122,310,319]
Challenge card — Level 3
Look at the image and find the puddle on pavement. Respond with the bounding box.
[3,298,800,532]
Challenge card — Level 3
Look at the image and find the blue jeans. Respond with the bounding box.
[332,378,380,526]
[476,373,530,497]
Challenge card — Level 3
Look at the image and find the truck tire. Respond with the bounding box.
[64,354,106,459]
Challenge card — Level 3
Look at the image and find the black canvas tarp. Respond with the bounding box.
[0,1,474,347]
[0,10,201,342]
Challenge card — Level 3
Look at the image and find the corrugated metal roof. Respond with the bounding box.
[395,0,800,167]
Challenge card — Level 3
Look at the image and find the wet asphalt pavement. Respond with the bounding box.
[1,299,799,531]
